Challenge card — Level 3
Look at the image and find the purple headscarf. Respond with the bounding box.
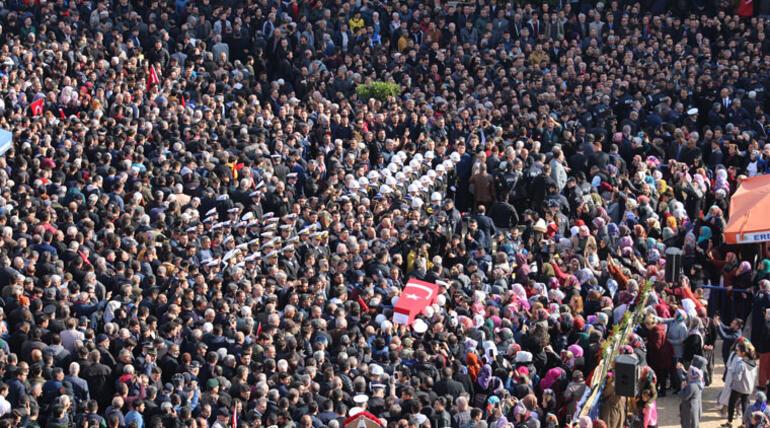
[477,364,492,389]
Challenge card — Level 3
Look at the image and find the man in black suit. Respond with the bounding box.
[433,367,465,398]
[473,205,497,239]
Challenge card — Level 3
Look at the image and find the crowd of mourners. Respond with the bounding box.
[2,0,770,427]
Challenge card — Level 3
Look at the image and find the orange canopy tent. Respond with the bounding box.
[724,175,770,244]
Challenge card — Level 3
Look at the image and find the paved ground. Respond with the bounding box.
[657,346,727,428]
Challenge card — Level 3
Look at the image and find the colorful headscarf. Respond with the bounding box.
[539,367,565,391]
[477,364,492,389]
[738,261,753,276]
[568,344,584,358]
[697,226,712,244]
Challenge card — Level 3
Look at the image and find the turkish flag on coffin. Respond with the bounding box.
[393,278,439,326]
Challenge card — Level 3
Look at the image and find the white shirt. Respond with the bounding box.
[0,395,10,417]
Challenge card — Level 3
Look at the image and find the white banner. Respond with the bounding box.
[738,231,770,244]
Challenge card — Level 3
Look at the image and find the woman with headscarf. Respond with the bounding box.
[634,366,658,428]
[758,260,770,284]
[665,310,689,357]
[734,261,754,323]
[684,316,705,365]
[715,167,731,194]
[723,341,759,428]
[753,279,770,391]
[473,364,494,408]
[745,391,770,428]
[717,252,741,323]
[564,370,587,419]
[599,369,626,428]
[514,252,530,284]
[583,235,600,272]
[704,205,726,245]
[538,367,566,397]
[644,314,675,396]
[679,365,704,428]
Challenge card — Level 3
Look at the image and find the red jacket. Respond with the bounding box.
[646,324,674,370]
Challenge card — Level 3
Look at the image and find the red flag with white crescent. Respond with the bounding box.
[393,278,439,325]
[29,98,44,116]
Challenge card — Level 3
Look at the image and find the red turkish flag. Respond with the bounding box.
[146,64,161,91]
[393,278,439,325]
[29,98,44,116]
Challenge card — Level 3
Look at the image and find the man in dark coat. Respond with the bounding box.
[83,350,113,409]
[433,367,465,398]
[6,365,28,408]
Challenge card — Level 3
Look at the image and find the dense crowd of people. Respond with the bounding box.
[0,0,769,427]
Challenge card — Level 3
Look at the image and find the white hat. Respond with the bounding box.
[424,151,435,160]
[450,152,461,162]
[422,306,434,318]
[379,184,393,194]
[431,192,442,202]
[375,314,386,326]
[385,176,397,187]
[349,407,364,417]
[437,294,447,306]
[687,108,698,116]
[223,249,239,262]
[514,351,533,363]
[369,364,384,376]
[353,394,369,405]
[412,318,428,333]
[412,198,424,209]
